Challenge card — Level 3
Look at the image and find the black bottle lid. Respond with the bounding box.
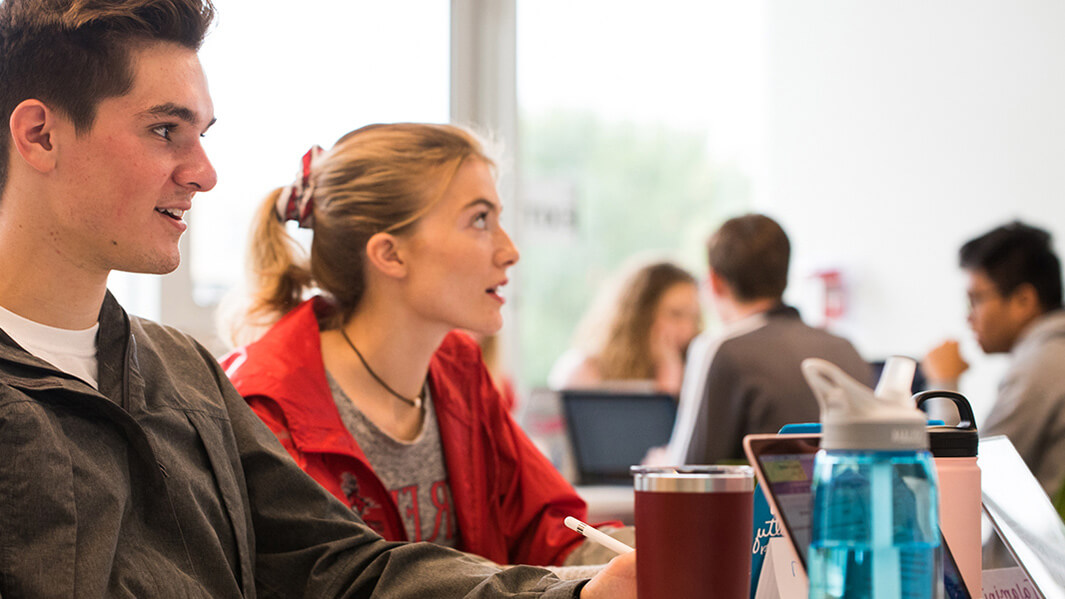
[914,390,979,458]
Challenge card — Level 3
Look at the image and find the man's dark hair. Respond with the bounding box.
[0,0,216,191]
[708,213,790,302]
[960,220,1064,312]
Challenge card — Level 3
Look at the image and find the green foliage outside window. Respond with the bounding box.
[516,109,752,388]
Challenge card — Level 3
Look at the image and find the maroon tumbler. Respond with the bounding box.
[631,465,755,599]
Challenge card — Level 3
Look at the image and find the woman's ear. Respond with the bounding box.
[365,232,407,280]
[9,99,60,173]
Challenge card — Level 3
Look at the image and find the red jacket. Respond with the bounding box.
[222,298,589,566]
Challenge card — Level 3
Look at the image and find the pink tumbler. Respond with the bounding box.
[915,390,981,598]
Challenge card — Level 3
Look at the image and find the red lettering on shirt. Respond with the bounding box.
[391,485,422,541]
[429,480,455,541]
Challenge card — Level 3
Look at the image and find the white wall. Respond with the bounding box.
[761,1,1065,420]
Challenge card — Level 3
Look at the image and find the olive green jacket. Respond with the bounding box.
[0,293,583,598]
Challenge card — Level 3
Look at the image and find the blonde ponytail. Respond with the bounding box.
[224,188,314,345]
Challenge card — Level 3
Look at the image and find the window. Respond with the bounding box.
[175,1,450,348]
[515,0,764,386]
[111,0,764,377]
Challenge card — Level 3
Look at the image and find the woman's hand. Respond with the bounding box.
[649,322,685,395]
[580,551,636,599]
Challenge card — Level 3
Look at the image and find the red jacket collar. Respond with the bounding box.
[225,297,477,459]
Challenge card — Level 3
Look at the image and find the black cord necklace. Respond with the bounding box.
[339,328,423,409]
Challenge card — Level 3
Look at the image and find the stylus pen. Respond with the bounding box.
[564,516,635,555]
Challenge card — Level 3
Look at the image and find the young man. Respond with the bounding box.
[662,214,870,465]
[924,221,1065,497]
[0,0,634,596]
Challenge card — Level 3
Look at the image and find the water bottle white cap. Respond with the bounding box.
[802,356,929,451]
[875,356,917,400]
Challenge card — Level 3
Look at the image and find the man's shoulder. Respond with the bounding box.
[708,312,866,377]
[1007,312,1065,381]
[1005,311,1065,369]
[1018,310,1065,352]
[127,314,213,360]
[123,315,230,399]
[724,312,855,350]
[128,313,190,339]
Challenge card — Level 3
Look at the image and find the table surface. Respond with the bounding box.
[576,485,635,525]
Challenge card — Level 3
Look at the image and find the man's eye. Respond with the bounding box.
[152,124,173,140]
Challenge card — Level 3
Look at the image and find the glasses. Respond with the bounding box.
[966,288,1003,311]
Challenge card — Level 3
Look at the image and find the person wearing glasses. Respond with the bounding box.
[924,221,1065,497]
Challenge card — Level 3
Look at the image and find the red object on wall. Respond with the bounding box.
[812,269,845,323]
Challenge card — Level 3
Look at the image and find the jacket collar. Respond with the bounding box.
[0,291,131,404]
[227,297,476,458]
[1013,308,1065,354]
[766,303,801,320]
[96,292,136,406]
[226,297,360,456]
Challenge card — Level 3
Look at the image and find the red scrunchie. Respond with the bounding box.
[275,145,323,229]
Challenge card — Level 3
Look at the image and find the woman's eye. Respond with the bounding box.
[473,212,489,229]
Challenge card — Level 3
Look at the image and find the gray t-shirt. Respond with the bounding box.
[327,373,459,547]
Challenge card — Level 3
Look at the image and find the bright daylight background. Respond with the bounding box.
[193,0,450,304]
[515,0,764,386]
[110,1,1065,429]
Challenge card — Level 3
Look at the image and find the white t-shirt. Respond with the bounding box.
[0,304,99,388]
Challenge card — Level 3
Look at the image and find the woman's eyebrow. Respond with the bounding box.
[462,198,500,212]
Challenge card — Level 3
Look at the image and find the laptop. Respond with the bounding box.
[560,389,677,485]
[743,432,972,599]
[979,435,1065,599]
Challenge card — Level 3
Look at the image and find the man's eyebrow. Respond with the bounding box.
[143,103,217,130]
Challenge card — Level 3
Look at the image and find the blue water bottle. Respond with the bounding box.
[802,356,942,599]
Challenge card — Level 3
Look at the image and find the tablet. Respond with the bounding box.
[743,432,971,599]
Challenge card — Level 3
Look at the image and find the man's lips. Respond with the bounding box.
[155,207,186,221]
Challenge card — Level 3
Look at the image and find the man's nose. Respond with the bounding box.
[177,143,218,192]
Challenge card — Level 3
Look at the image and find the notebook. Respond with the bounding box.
[560,389,677,485]
[979,435,1065,599]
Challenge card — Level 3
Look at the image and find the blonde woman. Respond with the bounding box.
[550,261,702,395]
[222,123,625,571]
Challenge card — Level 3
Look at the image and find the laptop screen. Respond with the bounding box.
[980,435,1065,599]
[561,390,677,485]
[760,449,817,555]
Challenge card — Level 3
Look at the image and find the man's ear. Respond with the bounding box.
[708,268,729,297]
[365,232,407,280]
[1010,282,1042,319]
[9,99,61,174]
